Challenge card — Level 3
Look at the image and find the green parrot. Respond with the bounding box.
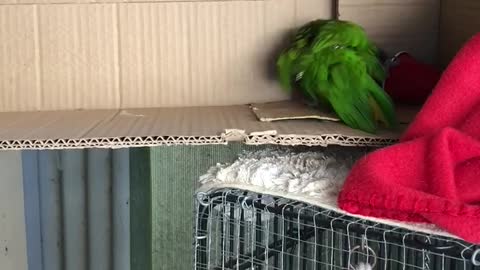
[276,19,398,134]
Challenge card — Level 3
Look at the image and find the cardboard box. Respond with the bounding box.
[0,0,408,150]
[0,0,477,151]
[2,1,480,270]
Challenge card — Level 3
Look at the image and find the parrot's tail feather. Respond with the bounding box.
[367,79,398,128]
[339,108,377,134]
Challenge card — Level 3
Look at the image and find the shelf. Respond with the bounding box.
[0,102,410,150]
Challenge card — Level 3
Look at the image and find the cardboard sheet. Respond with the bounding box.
[0,0,333,112]
[439,0,480,67]
[0,104,401,149]
[339,0,440,65]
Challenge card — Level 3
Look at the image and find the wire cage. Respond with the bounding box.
[194,188,480,270]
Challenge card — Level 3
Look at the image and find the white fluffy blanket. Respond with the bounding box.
[200,149,357,198]
[198,148,456,239]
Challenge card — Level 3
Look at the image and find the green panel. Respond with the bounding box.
[150,143,266,270]
[130,147,152,270]
[132,144,357,270]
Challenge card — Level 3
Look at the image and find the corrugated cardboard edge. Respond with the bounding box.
[0,134,397,150]
[0,136,227,150]
[245,134,397,147]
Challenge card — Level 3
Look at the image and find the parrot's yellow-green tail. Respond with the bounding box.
[366,77,399,130]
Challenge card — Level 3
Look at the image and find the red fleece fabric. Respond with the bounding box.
[338,33,480,243]
[384,52,441,105]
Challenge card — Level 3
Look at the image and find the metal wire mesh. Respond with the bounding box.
[194,188,480,270]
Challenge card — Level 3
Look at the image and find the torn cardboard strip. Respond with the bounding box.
[251,101,340,122]
[251,101,420,125]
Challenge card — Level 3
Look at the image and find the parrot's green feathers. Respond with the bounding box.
[358,48,387,83]
[320,49,378,133]
[276,20,328,93]
[310,21,371,52]
[275,19,397,133]
[276,53,294,92]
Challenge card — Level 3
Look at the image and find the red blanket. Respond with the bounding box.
[338,33,480,243]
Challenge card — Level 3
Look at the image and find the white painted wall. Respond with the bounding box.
[0,151,28,270]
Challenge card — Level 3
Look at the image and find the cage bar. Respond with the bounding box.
[194,188,480,270]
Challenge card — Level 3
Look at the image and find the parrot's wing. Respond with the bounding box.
[331,50,397,131]
[357,47,387,83]
[310,20,386,82]
[299,48,396,133]
[294,53,325,104]
[276,20,328,92]
[328,58,378,133]
[296,49,375,133]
